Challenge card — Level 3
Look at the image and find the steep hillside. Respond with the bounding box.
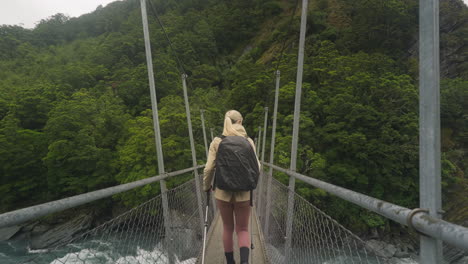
[0,0,466,234]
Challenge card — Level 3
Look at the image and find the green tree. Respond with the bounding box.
[0,116,47,212]
[44,91,126,198]
[115,111,160,206]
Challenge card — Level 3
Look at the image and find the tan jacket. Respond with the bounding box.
[203,124,260,202]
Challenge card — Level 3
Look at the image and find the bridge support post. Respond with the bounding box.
[419,0,442,263]
[257,107,269,221]
[140,0,173,262]
[257,126,262,157]
[264,70,280,237]
[255,126,261,214]
[255,125,261,214]
[201,110,217,215]
[261,108,269,166]
[200,109,209,159]
[181,74,206,240]
[285,0,308,261]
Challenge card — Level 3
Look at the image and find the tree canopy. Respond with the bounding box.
[0,0,466,233]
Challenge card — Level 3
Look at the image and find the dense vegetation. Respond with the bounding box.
[0,0,466,234]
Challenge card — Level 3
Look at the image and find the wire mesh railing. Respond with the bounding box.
[259,176,386,264]
[255,171,268,228]
[166,175,215,262]
[21,177,215,264]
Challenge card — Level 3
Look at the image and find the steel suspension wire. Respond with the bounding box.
[257,0,300,193]
[273,0,300,74]
[255,0,302,247]
[146,0,210,133]
[261,177,386,264]
[147,0,208,101]
[263,0,301,117]
[144,5,212,261]
[147,0,186,75]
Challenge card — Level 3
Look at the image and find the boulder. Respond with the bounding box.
[394,241,413,258]
[394,249,410,258]
[168,210,200,260]
[171,227,198,261]
[387,257,419,264]
[455,256,468,264]
[365,239,397,258]
[30,214,93,249]
[31,224,50,236]
[9,222,55,241]
[0,225,22,241]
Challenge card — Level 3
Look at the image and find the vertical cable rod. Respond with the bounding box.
[264,70,281,236]
[257,126,262,157]
[200,109,209,159]
[419,0,442,262]
[257,107,269,220]
[140,0,172,262]
[181,74,205,235]
[285,0,308,260]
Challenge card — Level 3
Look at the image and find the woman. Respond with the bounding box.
[203,110,260,264]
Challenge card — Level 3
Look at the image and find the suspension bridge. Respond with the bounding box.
[0,0,467,263]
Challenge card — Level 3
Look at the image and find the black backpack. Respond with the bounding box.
[214,135,260,191]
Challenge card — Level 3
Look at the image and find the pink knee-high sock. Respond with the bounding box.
[234,201,251,248]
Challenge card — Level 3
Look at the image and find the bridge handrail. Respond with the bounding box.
[0,165,204,229]
[262,162,468,251]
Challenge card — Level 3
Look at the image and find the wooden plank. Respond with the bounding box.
[198,208,267,263]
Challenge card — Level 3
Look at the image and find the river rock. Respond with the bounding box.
[29,214,93,249]
[168,210,200,260]
[20,222,37,233]
[387,257,419,264]
[394,250,410,258]
[31,223,50,236]
[365,239,397,258]
[171,227,198,260]
[394,243,412,258]
[455,256,468,264]
[0,225,22,241]
[265,244,284,264]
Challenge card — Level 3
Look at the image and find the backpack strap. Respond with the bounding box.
[219,135,250,139]
[213,135,225,190]
[213,170,217,191]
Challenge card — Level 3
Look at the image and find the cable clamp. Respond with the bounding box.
[406,208,429,236]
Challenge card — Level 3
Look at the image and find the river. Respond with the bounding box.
[1,238,421,264]
[0,238,198,264]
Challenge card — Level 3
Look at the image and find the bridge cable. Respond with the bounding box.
[264,0,301,112]
[274,0,300,74]
[147,0,186,75]
[147,0,204,95]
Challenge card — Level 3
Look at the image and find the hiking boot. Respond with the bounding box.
[225,251,235,264]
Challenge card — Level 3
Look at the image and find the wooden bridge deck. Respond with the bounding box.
[198,208,268,264]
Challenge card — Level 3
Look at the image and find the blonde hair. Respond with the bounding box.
[222,110,244,137]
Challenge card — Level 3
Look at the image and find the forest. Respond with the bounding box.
[0,0,467,234]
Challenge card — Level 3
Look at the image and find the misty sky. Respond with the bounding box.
[0,0,120,29]
[1,0,468,29]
